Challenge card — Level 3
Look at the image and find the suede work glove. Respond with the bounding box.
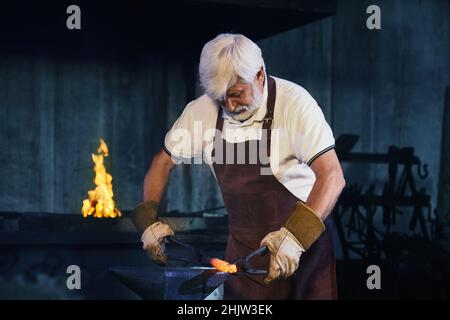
[141,221,174,264]
[260,227,305,285]
[261,202,325,285]
[130,201,174,265]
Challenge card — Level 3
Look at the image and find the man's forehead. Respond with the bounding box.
[227,81,250,93]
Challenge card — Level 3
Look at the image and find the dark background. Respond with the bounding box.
[0,0,449,299]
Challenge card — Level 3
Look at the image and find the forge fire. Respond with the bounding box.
[81,139,121,218]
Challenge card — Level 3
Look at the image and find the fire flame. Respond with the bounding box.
[210,258,237,273]
[81,139,121,218]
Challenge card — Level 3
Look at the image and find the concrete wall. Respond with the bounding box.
[332,0,450,208]
[0,54,168,213]
[259,17,333,121]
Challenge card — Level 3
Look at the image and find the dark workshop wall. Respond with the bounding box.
[333,0,450,243]
[332,0,450,207]
[0,53,168,213]
[259,18,333,121]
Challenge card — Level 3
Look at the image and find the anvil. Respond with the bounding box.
[110,266,229,300]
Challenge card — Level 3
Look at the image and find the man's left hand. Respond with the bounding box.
[260,227,305,285]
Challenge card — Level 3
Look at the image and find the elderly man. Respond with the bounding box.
[131,33,345,300]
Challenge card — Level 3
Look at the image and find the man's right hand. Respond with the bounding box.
[141,221,174,264]
[130,201,175,264]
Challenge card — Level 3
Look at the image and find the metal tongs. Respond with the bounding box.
[231,246,269,275]
[165,236,208,265]
[165,236,269,275]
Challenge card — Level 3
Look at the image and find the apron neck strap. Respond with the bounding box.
[262,76,276,131]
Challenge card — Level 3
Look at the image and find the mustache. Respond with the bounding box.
[232,105,251,113]
[220,85,263,121]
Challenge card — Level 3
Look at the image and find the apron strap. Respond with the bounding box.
[263,76,276,157]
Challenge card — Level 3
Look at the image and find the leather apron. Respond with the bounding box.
[211,76,337,300]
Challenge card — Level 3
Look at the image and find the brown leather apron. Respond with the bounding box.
[211,76,337,300]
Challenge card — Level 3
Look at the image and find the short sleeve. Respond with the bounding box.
[290,93,335,166]
[164,101,203,162]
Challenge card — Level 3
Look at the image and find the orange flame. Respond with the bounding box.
[210,258,237,273]
[81,139,121,218]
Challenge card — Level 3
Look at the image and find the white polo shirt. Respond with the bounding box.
[163,76,335,202]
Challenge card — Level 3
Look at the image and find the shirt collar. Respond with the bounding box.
[222,74,269,127]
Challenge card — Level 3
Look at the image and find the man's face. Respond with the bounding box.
[218,70,265,122]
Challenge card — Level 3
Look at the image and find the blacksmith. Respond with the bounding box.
[132,33,345,300]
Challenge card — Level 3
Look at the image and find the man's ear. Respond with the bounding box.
[256,66,265,86]
[256,66,265,80]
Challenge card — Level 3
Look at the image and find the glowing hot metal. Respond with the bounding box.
[209,258,237,273]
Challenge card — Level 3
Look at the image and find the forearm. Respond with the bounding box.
[132,149,175,234]
[142,149,175,203]
[306,170,345,221]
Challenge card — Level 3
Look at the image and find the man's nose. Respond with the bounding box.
[225,99,237,112]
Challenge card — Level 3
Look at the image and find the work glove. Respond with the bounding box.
[141,221,174,264]
[130,201,174,264]
[261,202,325,285]
[260,227,305,285]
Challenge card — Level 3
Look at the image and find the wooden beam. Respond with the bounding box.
[190,0,336,13]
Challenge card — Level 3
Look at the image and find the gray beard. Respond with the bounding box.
[222,85,263,122]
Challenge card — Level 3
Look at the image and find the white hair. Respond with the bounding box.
[199,33,265,101]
